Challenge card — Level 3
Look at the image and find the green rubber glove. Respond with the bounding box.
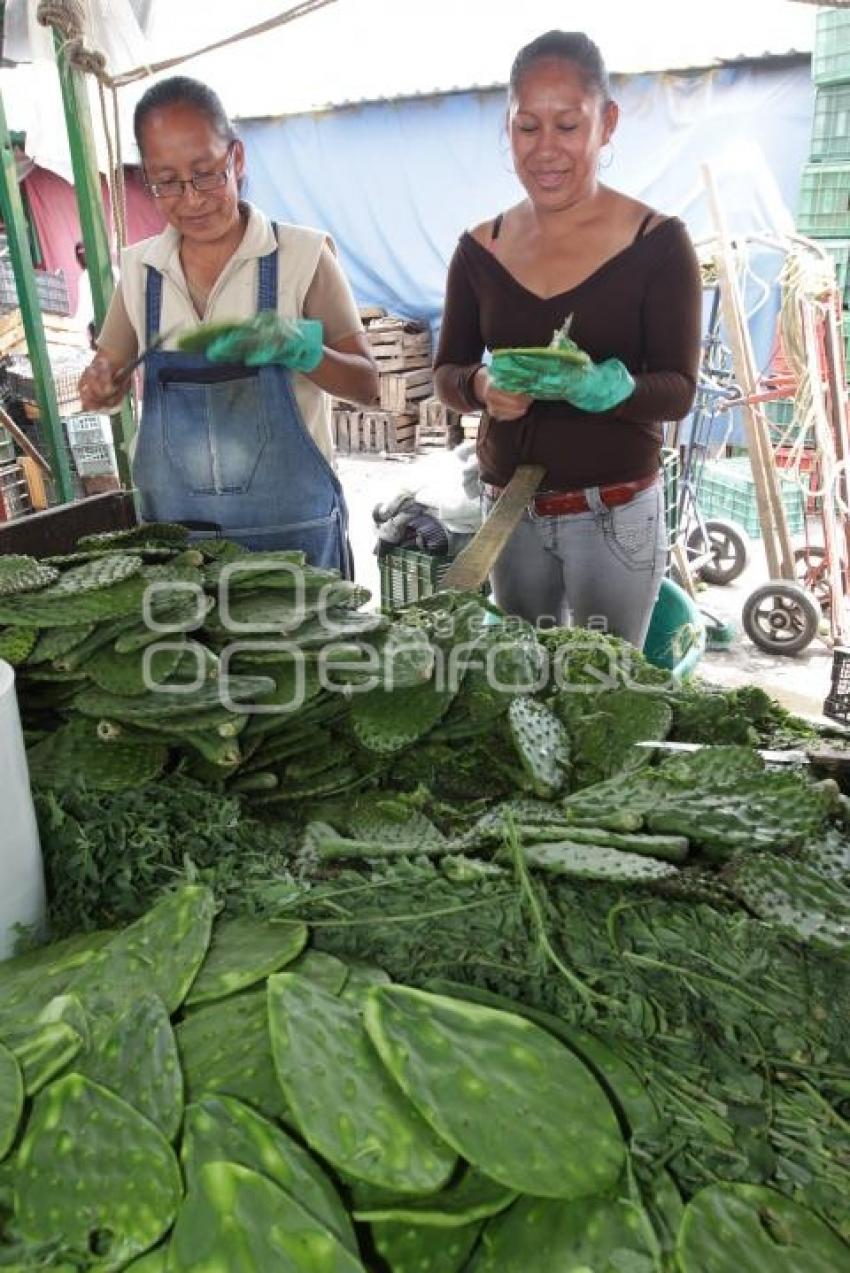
[490,348,635,412]
[204,313,324,371]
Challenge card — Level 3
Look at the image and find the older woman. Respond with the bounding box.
[435,31,701,646]
[79,76,377,572]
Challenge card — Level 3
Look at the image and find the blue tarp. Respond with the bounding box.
[241,61,815,443]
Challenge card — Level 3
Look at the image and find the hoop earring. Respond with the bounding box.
[599,141,614,171]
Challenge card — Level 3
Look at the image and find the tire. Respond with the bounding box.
[741,582,821,656]
[688,518,750,586]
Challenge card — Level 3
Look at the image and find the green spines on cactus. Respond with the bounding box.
[175,989,288,1121]
[507,696,571,798]
[185,916,308,1006]
[14,1073,181,1266]
[0,554,59,596]
[168,1160,366,1272]
[676,1183,850,1272]
[363,985,624,1200]
[267,972,456,1193]
[181,1095,357,1254]
[350,677,458,753]
[0,1041,23,1160]
[27,718,168,792]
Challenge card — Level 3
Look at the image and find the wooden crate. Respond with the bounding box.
[0,310,87,357]
[360,410,418,454]
[461,412,481,442]
[366,319,431,373]
[417,396,462,449]
[379,368,433,413]
[0,462,31,521]
[332,407,362,454]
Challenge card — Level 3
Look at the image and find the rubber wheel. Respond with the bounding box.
[741,582,821,656]
[687,518,750,586]
[793,546,830,612]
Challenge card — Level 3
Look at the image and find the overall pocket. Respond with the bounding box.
[161,367,270,496]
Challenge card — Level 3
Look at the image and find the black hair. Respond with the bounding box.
[509,31,612,103]
[133,76,238,153]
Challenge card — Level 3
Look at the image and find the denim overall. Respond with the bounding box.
[132,236,351,575]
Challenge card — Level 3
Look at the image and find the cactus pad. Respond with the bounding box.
[726,855,850,953]
[676,1183,850,1272]
[0,1041,22,1160]
[0,624,38,665]
[468,1193,657,1271]
[69,885,215,1013]
[76,993,183,1140]
[507,696,571,799]
[49,552,143,596]
[370,1219,482,1272]
[3,1018,84,1094]
[363,985,624,1199]
[14,1074,181,1265]
[175,989,288,1120]
[0,930,112,1017]
[76,523,190,550]
[521,840,679,885]
[350,679,458,754]
[352,1165,516,1228]
[87,641,187,697]
[27,718,168,792]
[0,554,59,596]
[267,973,456,1193]
[0,573,149,626]
[185,917,308,1006]
[182,1095,357,1254]
[169,1161,365,1272]
[26,622,96,664]
[286,949,351,996]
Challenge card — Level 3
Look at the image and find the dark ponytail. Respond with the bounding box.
[509,31,612,103]
[133,76,238,152]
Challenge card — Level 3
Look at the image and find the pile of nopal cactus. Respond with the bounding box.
[2,885,846,1270]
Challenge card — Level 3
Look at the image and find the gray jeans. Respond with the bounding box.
[485,480,666,648]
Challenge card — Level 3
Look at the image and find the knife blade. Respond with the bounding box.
[441,464,546,592]
[115,325,180,381]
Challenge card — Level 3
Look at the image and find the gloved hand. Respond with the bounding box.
[490,348,635,412]
[203,313,324,371]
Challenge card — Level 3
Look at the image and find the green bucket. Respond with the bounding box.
[643,578,706,679]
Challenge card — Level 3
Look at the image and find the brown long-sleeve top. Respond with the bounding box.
[434,217,702,490]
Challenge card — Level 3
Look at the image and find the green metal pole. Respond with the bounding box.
[0,91,75,503]
[51,30,135,489]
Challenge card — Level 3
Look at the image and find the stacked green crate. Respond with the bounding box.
[799,8,850,374]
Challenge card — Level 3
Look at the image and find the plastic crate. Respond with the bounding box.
[798,163,850,237]
[696,457,806,540]
[811,85,850,161]
[379,548,454,609]
[4,352,87,411]
[0,431,14,467]
[814,8,850,86]
[70,441,116,478]
[0,262,70,316]
[818,239,850,308]
[660,445,679,548]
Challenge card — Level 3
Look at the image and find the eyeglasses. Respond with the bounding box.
[145,144,235,200]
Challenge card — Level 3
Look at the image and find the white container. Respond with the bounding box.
[0,659,45,958]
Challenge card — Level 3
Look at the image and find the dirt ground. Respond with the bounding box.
[338,452,844,726]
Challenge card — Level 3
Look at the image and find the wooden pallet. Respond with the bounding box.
[0,310,87,357]
[461,412,481,442]
[379,368,433,413]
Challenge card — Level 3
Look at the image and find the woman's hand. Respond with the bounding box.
[78,353,131,413]
[473,366,532,421]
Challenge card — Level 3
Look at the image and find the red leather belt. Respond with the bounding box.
[482,471,658,516]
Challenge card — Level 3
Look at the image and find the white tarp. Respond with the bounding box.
[0,0,818,182]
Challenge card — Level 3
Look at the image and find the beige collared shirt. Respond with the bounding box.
[98,203,363,465]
